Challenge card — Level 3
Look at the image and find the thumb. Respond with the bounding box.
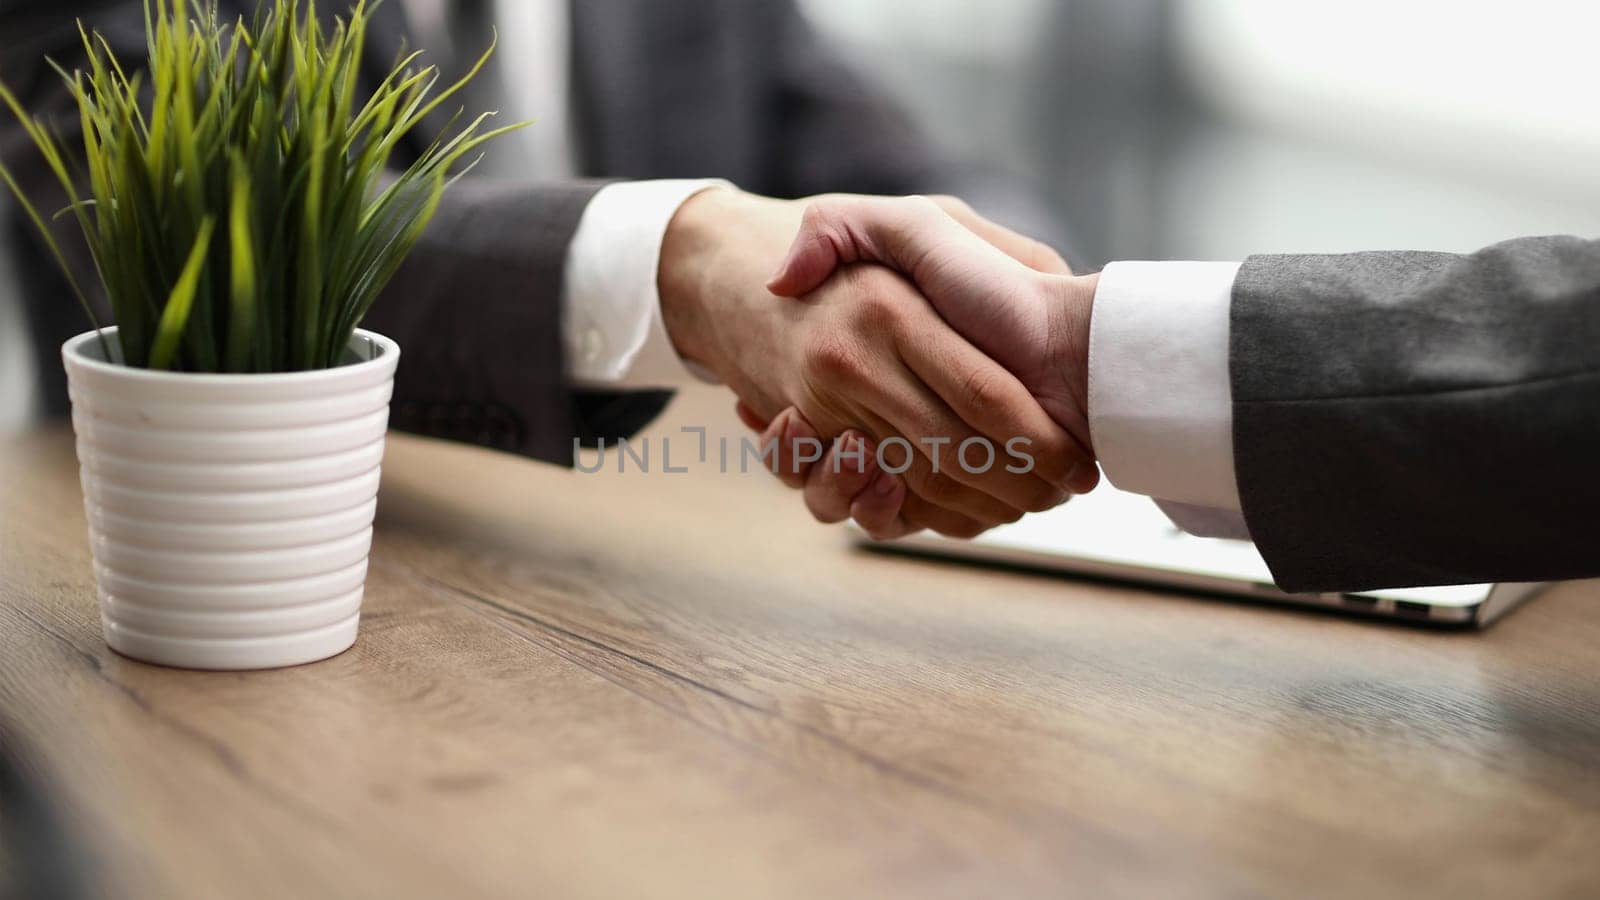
[766,195,1012,298]
[765,205,848,298]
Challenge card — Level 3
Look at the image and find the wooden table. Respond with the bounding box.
[4,386,1600,899]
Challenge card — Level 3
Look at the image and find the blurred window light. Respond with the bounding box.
[0,203,36,433]
[798,0,1052,62]
[1174,0,1600,191]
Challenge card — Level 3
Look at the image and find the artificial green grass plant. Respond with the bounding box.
[0,0,521,371]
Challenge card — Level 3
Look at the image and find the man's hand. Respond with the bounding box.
[658,188,1094,537]
[734,405,920,541]
[767,194,1099,460]
[749,195,1101,540]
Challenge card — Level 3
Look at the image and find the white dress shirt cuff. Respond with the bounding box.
[1153,500,1253,541]
[1087,260,1244,511]
[562,178,733,388]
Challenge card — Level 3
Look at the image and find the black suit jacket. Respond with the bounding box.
[2,0,1065,463]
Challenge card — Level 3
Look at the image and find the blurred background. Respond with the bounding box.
[5,0,1600,431]
[799,0,1600,261]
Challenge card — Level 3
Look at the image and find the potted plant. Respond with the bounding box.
[0,0,517,669]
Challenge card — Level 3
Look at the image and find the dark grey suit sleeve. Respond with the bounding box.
[361,177,671,467]
[1231,235,1600,592]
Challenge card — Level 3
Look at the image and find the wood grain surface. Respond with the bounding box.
[3,386,1599,899]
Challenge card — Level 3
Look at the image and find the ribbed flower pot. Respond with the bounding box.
[62,328,400,670]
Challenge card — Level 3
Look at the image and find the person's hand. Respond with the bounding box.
[735,404,922,540]
[732,196,1099,540]
[748,192,1100,534]
[766,194,1099,461]
[658,188,1095,537]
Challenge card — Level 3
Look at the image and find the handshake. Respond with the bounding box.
[658,189,1104,541]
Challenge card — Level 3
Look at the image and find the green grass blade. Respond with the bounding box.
[0,86,106,344]
[2,0,522,373]
[224,154,257,371]
[146,217,216,370]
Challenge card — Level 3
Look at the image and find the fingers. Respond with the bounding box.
[898,493,1001,540]
[755,406,825,490]
[849,469,917,540]
[745,405,1006,541]
[802,431,879,523]
[823,296,1072,510]
[876,379,1068,515]
[842,382,1045,523]
[802,432,987,542]
[757,417,919,540]
[795,432,1000,542]
[767,195,1027,299]
[893,307,1092,495]
[766,195,1093,499]
[927,195,1073,275]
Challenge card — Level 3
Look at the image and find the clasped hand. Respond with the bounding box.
[659,190,1101,540]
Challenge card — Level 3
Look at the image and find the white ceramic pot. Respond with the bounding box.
[62,328,400,670]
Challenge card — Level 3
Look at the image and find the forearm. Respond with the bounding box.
[1084,236,1600,590]
[372,177,728,463]
[362,179,603,463]
[657,187,806,420]
[1232,236,1600,590]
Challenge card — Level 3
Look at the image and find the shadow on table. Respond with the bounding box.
[0,715,90,900]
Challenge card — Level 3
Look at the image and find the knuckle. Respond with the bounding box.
[957,365,1008,413]
[854,289,902,331]
[802,333,863,383]
[837,273,910,334]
